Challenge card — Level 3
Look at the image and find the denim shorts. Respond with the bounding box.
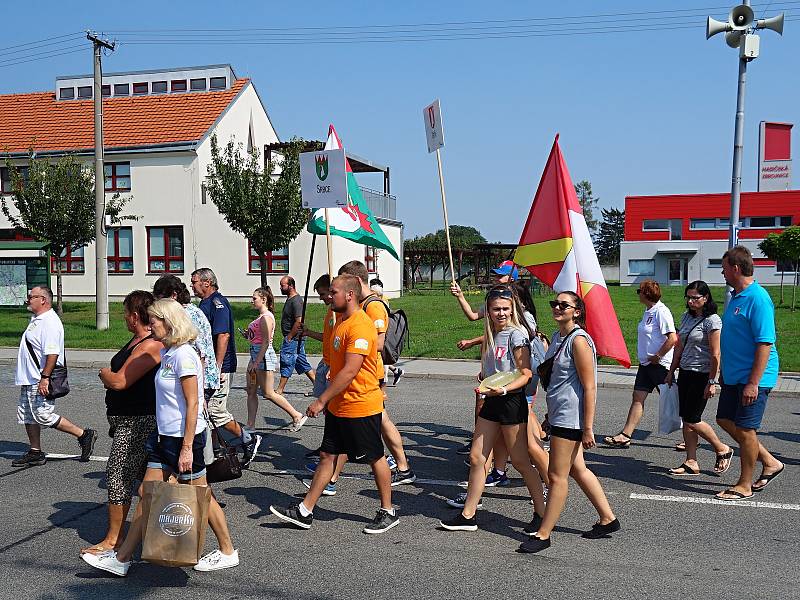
[279,338,313,378]
[250,344,278,372]
[716,383,771,430]
[146,430,207,481]
[312,360,330,398]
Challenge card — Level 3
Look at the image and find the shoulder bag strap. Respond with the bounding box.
[24,336,41,370]
[554,326,581,361]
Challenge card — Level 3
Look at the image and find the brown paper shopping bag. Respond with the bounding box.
[140,480,211,567]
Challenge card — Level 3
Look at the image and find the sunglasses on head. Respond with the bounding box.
[487,288,513,300]
[549,300,575,310]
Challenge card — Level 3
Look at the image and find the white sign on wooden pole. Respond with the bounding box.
[300,149,347,209]
[423,99,445,154]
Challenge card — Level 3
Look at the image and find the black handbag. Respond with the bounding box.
[25,337,70,399]
[204,411,242,484]
[536,327,581,392]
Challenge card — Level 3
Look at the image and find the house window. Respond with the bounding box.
[779,216,792,227]
[365,246,377,273]
[209,76,226,90]
[670,219,682,240]
[708,258,723,268]
[52,246,85,274]
[101,85,111,97]
[104,162,131,192]
[59,87,75,100]
[171,80,187,92]
[248,243,288,273]
[1,166,29,194]
[190,78,207,91]
[748,216,778,228]
[147,226,184,273]
[114,83,130,96]
[132,82,148,95]
[690,218,717,230]
[77,86,93,99]
[642,219,670,231]
[152,81,167,94]
[628,259,655,276]
[107,227,134,273]
[0,228,34,241]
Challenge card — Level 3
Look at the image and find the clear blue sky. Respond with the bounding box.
[2,1,798,242]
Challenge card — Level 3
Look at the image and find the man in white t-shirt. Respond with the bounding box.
[12,286,96,467]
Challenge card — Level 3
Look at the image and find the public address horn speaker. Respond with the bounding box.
[757,13,785,35]
[729,4,754,29]
[706,16,730,39]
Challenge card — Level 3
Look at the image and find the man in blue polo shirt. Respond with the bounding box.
[716,246,784,501]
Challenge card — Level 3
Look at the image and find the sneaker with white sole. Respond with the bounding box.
[362,508,400,534]
[439,512,478,531]
[302,478,337,496]
[270,504,313,529]
[386,454,398,471]
[484,468,510,487]
[305,461,318,473]
[290,416,308,433]
[81,550,130,577]
[390,469,417,486]
[445,492,483,509]
[391,367,404,386]
[78,428,97,462]
[241,433,263,468]
[193,549,240,572]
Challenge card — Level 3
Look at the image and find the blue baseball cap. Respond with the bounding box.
[491,260,519,281]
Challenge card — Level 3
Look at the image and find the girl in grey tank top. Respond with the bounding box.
[519,291,620,554]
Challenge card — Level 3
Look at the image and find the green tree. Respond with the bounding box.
[758,232,789,305]
[434,225,487,281]
[206,135,309,288]
[1,153,134,315]
[574,180,599,239]
[780,226,800,311]
[595,207,625,265]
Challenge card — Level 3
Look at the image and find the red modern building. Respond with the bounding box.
[620,190,800,286]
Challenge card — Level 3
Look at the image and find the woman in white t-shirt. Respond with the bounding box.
[604,279,677,448]
[82,299,239,577]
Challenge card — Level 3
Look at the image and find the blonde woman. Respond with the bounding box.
[81,299,239,576]
[440,286,546,533]
[243,287,306,432]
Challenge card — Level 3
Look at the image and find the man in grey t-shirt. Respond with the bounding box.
[277,276,316,395]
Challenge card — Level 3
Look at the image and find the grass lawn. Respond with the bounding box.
[1,285,798,370]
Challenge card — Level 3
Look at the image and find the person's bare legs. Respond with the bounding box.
[682,423,700,469]
[501,423,545,516]
[24,423,42,449]
[115,468,171,562]
[536,437,579,539]
[82,503,130,554]
[371,456,393,509]
[569,447,616,525]
[53,417,84,438]
[609,389,648,443]
[526,404,550,486]
[381,410,410,471]
[681,421,730,470]
[304,369,316,384]
[261,371,304,424]
[329,453,348,484]
[192,475,234,555]
[276,376,289,396]
[493,436,509,474]
[462,418,499,518]
[245,373,259,429]
[717,418,781,494]
[303,452,337,511]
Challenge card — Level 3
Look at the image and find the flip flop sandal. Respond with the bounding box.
[714,449,734,474]
[603,432,631,448]
[669,462,700,476]
[290,416,309,433]
[716,489,754,501]
[751,464,785,492]
[674,441,686,452]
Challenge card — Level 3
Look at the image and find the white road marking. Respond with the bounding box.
[630,492,800,511]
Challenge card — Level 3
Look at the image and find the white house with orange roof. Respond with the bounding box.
[0,65,402,303]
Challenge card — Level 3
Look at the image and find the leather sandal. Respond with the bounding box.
[714,449,734,474]
[669,462,700,476]
[602,432,631,448]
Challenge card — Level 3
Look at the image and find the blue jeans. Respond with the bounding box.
[279,338,313,378]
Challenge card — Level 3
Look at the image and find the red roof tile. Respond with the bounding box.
[0,78,249,154]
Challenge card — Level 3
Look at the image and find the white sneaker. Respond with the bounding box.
[81,550,130,577]
[193,549,240,572]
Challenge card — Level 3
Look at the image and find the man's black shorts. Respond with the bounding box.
[320,412,384,464]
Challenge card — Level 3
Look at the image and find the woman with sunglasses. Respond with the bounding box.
[519,292,619,553]
[242,287,307,432]
[604,279,677,448]
[665,281,732,475]
[440,286,546,532]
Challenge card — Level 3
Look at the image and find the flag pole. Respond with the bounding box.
[435,148,456,284]
[300,233,318,340]
[324,208,334,277]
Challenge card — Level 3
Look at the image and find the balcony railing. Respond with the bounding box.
[359,186,396,221]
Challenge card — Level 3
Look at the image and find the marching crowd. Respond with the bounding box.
[9,245,784,576]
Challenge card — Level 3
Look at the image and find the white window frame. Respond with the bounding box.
[628,259,655,276]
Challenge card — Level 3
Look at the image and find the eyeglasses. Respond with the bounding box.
[685,295,704,301]
[549,300,575,311]
[26,294,44,301]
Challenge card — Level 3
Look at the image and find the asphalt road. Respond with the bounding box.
[0,367,798,600]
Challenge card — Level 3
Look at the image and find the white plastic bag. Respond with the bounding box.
[657,383,682,434]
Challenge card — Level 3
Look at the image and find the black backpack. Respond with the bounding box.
[363,297,409,365]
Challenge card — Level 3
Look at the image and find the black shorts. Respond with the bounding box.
[634,363,668,393]
[550,426,583,442]
[320,412,384,464]
[478,392,529,425]
[145,431,207,481]
[677,369,710,424]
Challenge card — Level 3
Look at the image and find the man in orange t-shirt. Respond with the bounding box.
[270,274,399,534]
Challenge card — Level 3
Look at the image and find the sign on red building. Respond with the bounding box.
[758,121,792,192]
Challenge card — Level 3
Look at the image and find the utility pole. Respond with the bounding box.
[86,31,115,330]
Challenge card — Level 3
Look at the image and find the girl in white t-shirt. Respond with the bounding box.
[604,279,677,448]
[82,299,239,576]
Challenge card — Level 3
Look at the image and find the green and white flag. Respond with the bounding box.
[307,125,399,260]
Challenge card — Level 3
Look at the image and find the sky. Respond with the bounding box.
[2,1,799,243]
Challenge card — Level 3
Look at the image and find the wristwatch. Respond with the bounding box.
[708,379,718,385]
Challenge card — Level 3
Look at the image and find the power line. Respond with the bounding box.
[0,47,86,69]
[0,31,83,54]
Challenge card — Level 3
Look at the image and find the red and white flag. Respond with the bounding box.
[513,135,630,367]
